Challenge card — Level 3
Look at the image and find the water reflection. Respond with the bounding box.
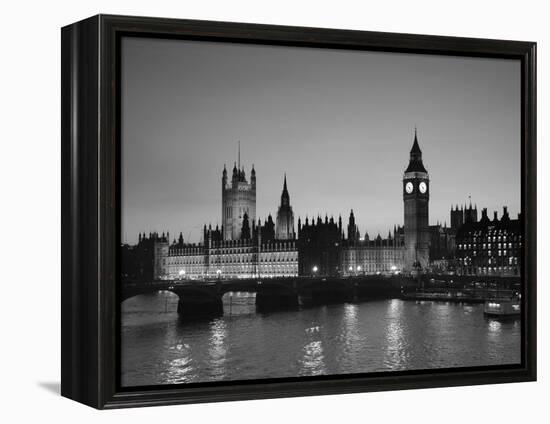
[208,319,227,378]
[299,340,326,376]
[163,342,195,384]
[344,303,357,322]
[223,291,256,316]
[164,356,194,384]
[121,297,521,387]
[341,303,359,346]
[389,298,402,315]
[384,299,407,369]
[463,305,474,315]
[488,319,502,334]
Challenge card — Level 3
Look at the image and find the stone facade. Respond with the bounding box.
[341,230,405,276]
[403,130,430,271]
[222,163,256,241]
[429,223,455,260]
[155,236,298,280]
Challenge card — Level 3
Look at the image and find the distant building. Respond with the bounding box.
[450,203,478,232]
[340,220,405,276]
[122,232,168,281]
[429,222,454,260]
[455,207,522,276]
[428,223,455,274]
[297,215,342,276]
[450,205,465,232]
[465,203,478,224]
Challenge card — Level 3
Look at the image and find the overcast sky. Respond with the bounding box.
[121,37,520,244]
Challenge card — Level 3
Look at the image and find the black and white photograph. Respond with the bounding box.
[2,0,546,420]
[120,36,523,388]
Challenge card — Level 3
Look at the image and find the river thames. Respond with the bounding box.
[121,292,520,387]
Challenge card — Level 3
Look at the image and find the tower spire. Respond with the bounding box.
[410,129,421,156]
[276,174,294,240]
[238,140,241,171]
[406,128,426,172]
[280,174,290,206]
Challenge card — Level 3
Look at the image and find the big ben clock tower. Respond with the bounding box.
[403,129,430,272]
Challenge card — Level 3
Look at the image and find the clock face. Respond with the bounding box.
[419,182,427,193]
[405,182,413,194]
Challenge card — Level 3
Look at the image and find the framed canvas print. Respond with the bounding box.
[61,14,536,409]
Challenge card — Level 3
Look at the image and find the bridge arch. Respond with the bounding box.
[121,284,224,318]
[121,288,183,303]
[121,290,181,314]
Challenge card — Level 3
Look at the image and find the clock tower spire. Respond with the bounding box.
[403,129,430,272]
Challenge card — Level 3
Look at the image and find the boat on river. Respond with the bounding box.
[483,300,520,317]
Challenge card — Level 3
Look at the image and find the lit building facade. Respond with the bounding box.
[455,207,522,276]
[159,237,298,279]
[340,227,405,276]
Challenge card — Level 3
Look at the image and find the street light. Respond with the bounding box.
[216,269,221,279]
[178,269,185,279]
[312,265,318,277]
[357,265,362,272]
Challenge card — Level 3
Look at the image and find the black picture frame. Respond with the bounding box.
[61,14,537,409]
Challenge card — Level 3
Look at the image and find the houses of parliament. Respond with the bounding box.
[121,131,522,281]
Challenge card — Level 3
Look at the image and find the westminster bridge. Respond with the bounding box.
[121,274,521,317]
